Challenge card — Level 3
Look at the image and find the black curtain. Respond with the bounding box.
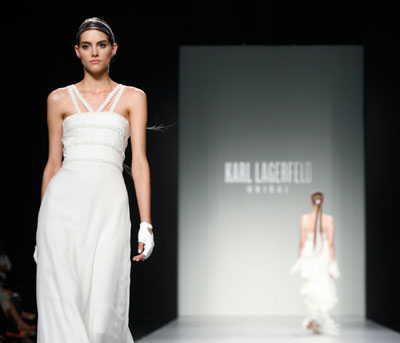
[364,17,400,333]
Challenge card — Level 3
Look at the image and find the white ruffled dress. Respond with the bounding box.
[290,229,341,335]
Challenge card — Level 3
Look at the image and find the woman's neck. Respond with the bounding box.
[79,70,115,93]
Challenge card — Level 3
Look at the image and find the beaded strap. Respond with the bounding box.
[67,86,82,113]
[109,85,126,112]
[97,84,122,112]
[71,84,122,113]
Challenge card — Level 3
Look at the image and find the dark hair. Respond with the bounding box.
[311,191,324,250]
[311,191,324,205]
[76,17,115,45]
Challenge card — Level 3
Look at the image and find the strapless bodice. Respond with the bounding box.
[62,112,130,171]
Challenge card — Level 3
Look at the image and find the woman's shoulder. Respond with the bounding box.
[120,85,147,109]
[122,85,146,98]
[322,213,334,225]
[322,213,334,220]
[300,213,309,224]
[47,86,71,105]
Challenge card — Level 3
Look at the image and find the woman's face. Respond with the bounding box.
[74,30,117,74]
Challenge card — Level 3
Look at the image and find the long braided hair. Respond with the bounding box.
[311,191,324,251]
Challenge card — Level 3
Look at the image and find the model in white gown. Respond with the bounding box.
[33,84,135,343]
[290,195,341,335]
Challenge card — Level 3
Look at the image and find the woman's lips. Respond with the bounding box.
[90,60,100,64]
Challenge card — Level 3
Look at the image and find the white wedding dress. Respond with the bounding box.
[290,215,341,335]
[33,84,135,343]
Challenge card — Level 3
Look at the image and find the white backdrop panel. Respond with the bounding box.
[178,46,364,316]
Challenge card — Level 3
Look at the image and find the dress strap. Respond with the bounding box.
[71,85,94,112]
[67,85,81,113]
[97,84,122,112]
[109,85,126,112]
[70,84,123,113]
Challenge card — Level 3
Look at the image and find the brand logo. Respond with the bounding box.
[224,161,312,194]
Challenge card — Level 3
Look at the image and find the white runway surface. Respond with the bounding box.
[137,316,400,342]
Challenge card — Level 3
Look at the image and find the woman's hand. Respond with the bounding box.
[132,224,155,261]
[329,260,340,279]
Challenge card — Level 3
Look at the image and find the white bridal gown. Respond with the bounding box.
[33,84,135,343]
[290,216,341,335]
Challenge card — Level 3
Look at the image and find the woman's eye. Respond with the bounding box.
[81,44,90,49]
[99,43,107,48]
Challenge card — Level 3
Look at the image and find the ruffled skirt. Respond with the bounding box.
[290,249,340,335]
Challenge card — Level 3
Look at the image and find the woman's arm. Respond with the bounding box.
[127,88,153,261]
[41,89,64,201]
[327,216,336,261]
[298,215,307,258]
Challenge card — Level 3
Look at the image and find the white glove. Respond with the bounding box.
[138,222,155,259]
[33,245,38,263]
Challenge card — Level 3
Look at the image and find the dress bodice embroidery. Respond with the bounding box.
[62,84,130,171]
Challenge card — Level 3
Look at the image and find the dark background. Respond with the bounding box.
[9,10,399,340]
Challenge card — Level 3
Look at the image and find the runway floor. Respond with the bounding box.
[137,316,400,342]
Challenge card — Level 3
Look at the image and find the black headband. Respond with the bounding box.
[76,19,115,45]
